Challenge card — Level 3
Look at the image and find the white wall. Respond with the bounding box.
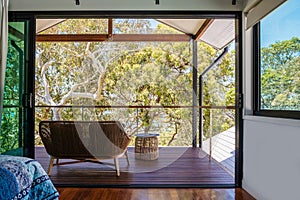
[243,117,300,200]
[9,0,243,11]
[243,21,300,200]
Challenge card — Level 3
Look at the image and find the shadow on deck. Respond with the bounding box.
[35,146,234,187]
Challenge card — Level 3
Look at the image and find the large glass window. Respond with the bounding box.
[254,0,300,119]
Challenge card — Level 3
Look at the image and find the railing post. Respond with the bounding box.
[192,39,198,148]
[136,108,139,133]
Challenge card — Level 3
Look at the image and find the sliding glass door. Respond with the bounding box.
[0,17,35,157]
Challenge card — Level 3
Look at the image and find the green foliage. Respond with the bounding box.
[103,42,193,139]
[31,19,236,146]
[4,19,298,150]
[41,19,108,34]
[260,37,300,110]
[0,38,23,153]
[198,45,236,140]
[4,39,21,106]
[113,19,152,34]
[0,108,20,154]
[1,19,237,149]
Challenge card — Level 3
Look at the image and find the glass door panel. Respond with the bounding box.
[0,20,33,157]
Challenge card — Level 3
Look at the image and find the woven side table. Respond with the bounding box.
[134,133,159,160]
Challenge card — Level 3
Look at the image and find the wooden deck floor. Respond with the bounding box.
[35,146,234,187]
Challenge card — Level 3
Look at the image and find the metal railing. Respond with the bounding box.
[35,105,235,147]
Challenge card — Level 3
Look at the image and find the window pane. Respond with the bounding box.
[0,108,22,155]
[113,19,183,34]
[260,0,300,111]
[1,21,27,156]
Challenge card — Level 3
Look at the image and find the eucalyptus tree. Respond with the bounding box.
[35,18,236,146]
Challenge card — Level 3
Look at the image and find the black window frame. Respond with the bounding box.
[253,23,300,120]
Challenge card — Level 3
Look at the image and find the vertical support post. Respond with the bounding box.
[26,18,36,158]
[199,75,203,148]
[192,39,198,148]
[209,109,213,160]
[108,18,113,38]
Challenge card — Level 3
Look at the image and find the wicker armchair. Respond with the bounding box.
[39,121,131,176]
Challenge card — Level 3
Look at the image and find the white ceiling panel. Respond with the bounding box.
[200,19,235,49]
[36,19,66,33]
[157,19,206,35]
[36,18,235,49]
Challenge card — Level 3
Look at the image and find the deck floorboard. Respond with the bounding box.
[35,146,234,187]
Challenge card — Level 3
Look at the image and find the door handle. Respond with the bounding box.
[22,93,33,108]
[29,93,33,108]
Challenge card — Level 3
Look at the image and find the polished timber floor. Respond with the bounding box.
[35,146,234,187]
[56,188,256,200]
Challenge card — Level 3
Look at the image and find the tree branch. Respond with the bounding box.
[167,122,180,146]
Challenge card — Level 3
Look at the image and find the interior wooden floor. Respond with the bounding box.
[57,188,256,200]
[35,146,234,187]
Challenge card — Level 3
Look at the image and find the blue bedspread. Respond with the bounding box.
[0,155,59,200]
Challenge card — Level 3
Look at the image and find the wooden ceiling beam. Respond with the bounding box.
[36,34,191,42]
[193,19,214,41]
[36,34,108,42]
[112,34,190,42]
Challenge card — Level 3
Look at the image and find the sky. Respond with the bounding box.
[260,0,300,47]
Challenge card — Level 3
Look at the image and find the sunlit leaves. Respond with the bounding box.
[33,19,236,146]
[260,37,300,110]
